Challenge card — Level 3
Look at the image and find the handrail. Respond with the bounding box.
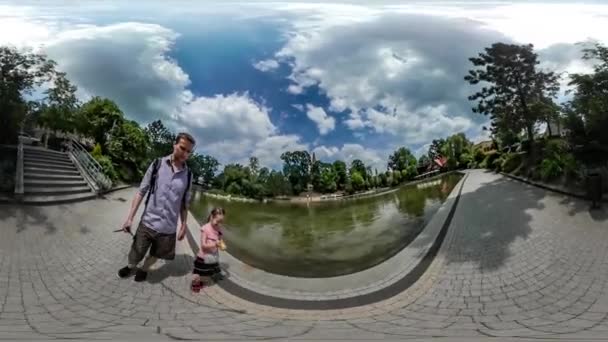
[67,139,112,192]
[14,140,24,201]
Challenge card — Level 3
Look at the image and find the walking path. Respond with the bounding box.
[1,170,607,341]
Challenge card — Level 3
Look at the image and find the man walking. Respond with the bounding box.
[117,132,195,282]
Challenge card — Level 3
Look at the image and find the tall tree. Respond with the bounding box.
[78,96,124,150]
[248,156,260,180]
[280,151,311,195]
[188,154,219,188]
[332,160,348,190]
[349,159,367,180]
[0,46,56,143]
[428,139,446,160]
[38,71,79,142]
[566,42,608,146]
[145,119,176,159]
[465,43,560,153]
[318,162,337,193]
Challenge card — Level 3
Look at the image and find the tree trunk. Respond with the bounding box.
[526,123,535,161]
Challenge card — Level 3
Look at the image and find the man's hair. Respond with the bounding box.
[175,132,196,146]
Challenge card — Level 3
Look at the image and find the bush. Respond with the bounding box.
[480,151,500,170]
[91,143,103,159]
[540,158,563,182]
[492,157,503,172]
[501,153,524,173]
[94,154,118,181]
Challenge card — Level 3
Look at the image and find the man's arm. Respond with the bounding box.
[123,161,155,229]
[177,175,192,240]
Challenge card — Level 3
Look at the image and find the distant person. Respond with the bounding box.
[117,133,195,282]
[191,207,226,293]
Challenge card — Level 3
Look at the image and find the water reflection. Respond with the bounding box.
[190,173,462,277]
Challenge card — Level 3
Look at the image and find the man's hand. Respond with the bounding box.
[122,218,133,234]
[178,224,187,241]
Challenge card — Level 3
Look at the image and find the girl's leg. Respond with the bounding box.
[191,274,202,292]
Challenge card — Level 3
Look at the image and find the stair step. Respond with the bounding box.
[22,192,97,205]
[24,186,91,196]
[24,151,70,160]
[24,179,88,187]
[23,159,75,169]
[22,147,67,155]
[23,155,72,164]
[24,173,84,181]
[24,162,77,171]
[24,166,80,176]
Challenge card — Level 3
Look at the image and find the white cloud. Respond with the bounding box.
[253,58,280,72]
[267,1,608,148]
[38,22,192,123]
[175,92,277,143]
[305,104,335,135]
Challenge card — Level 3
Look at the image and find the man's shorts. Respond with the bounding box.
[128,223,176,264]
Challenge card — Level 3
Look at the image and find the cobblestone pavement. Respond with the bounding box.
[1,170,608,341]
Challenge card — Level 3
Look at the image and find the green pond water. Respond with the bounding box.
[190,173,462,278]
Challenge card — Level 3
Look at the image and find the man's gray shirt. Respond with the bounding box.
[138,155,192,235]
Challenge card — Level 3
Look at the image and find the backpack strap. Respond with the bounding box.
[182,169,192,208]
[145,158,162,208]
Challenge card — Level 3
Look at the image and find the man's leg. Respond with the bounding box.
[118,225,153,278]
[141,255,158,272]
[133,232,176,282]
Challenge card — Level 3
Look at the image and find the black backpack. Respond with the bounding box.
[144,158,192,209]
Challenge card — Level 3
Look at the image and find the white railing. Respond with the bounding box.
[14,141,24,201]
[67,139,112,192]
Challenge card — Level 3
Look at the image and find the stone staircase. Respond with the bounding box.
[22,147,96,204]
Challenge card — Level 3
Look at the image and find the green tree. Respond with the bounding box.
[0,46,56,144]
[318,162,337,193]
[105,120,149,181]
[332,160,348,190]
[38,71,80,141]
[266,170,292,196]
[187,154,219,188]
[441,133,472,170]
[350,171,365,191]
[310,160,322,192]
[145,119,175,159]
[349,159,367,180]
[249,156,259,180]
[428,139,446,160]
[78,97,124,150]
[280,151,311,195]
[465,42,560,154]
[566,43,608,147]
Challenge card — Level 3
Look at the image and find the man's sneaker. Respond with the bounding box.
[134,269,147,282]
[118,266,134,278]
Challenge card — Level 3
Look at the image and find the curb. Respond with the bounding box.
[184,172,468,310]
[500,172,607,203]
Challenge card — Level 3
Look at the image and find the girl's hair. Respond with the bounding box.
[207,207,225,223]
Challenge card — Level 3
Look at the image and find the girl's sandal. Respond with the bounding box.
[191,280,203,293]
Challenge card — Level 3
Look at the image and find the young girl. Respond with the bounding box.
[191,207,226,293]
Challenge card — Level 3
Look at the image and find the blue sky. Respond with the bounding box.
[1,1,606,170]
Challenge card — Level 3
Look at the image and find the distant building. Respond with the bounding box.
[474,140,494,152]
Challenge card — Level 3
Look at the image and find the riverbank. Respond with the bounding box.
[198,171,459,204]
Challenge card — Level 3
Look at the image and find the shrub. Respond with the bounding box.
[501,153,524,173]
[480,150,500,170]
[492,157,503,172]
[540,158,563,182]
[94,154,118,181]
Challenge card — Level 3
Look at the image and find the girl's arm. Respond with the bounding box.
[200,229,218,252]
